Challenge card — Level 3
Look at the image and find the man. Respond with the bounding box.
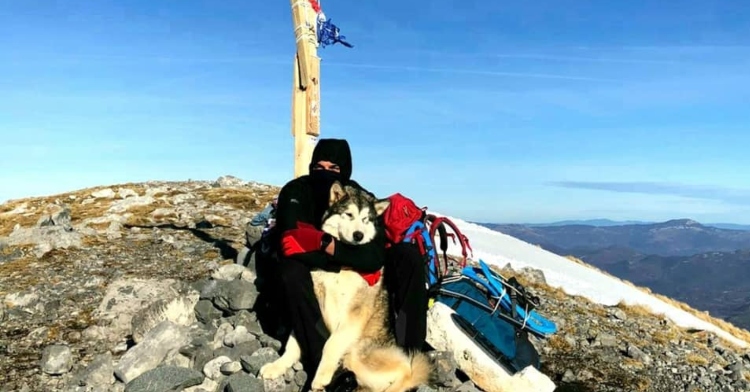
[273,138,428,390]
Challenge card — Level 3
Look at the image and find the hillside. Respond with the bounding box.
[2,177,750,392]
[515,220,750,231]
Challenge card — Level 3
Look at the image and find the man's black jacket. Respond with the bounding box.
[274,139,386,273]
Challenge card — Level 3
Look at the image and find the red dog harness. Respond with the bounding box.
[359,270,381,286]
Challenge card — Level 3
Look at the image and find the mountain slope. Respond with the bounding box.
[1,177,750,392]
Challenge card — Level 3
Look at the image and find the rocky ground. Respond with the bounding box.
[1,176,750,392]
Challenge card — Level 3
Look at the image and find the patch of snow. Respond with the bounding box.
[431,212,749,349]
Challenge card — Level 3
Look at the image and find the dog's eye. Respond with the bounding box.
[345,213,354,219]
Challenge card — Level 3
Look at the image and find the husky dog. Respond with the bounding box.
[259,181,433,392]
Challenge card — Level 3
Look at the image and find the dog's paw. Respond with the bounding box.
[258,361,288,380]
[310,382,328,392]
[310,376,332,392]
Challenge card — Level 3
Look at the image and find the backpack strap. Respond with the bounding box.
[427,215,473,271]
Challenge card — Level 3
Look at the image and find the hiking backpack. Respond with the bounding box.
[381,193,558,374]
[381,193,473,285]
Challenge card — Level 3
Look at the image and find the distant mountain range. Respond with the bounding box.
[476,218,750,330]
[510,219,750,231]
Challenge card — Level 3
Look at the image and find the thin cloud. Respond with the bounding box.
[402,49,680,65]
[321,62,622,82]
[547,181,750,205]
[7,53,617,82]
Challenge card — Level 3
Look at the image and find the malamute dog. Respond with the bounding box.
[259,181,433,392]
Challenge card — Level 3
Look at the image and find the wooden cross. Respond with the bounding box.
[290,0,321,178]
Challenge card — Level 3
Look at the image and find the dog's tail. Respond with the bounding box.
[347,343,434,392]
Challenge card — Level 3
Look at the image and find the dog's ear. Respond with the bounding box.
[329,181,346,205]
[373,198,390,216]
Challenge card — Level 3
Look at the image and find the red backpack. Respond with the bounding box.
[381,193,473,285]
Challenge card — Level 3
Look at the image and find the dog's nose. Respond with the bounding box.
[353,231,364,242]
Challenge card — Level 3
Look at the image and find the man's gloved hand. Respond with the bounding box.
[281,222,326,257]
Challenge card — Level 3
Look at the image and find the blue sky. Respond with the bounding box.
[2,0,750,224]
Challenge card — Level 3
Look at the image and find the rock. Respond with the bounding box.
[610,308,628,321]
[213,175,247,188]
[212,280,259,312]
[428,350,462,388]
[212,264,249,281]
[130,294,199,343]
[75,352,115,387]
[113,320,193,384]
[203,355,232,380]
[40,344,74,375]
[118,188,139,198]
[626,343,652,365]
[93,278,187,342]
[124,366,204,392]
[224,373,264,392]
[36,204,72,229]
[426,302,556,392]
[240,347,280,375]
[595,332,618,347]
[92,188,116,199]
[6,205,83,257]
[195,299,224,324]
[220,360,243,375]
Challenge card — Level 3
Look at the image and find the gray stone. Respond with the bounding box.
[224,373,264,392]
[76,352,115,387]
[124,366,204,392]
[195,299,223,324]
[40,344,74,375]
[212,280,258,312]
[240,347,280,375]
[114,320,192,384]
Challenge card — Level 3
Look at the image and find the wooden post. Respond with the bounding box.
[290,0,321,178]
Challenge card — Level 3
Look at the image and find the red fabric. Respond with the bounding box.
[359,270,382,286]
[308,0,321,13]
[382,193,425,244]
[281,222,324,257]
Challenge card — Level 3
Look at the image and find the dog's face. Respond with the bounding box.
[321,181,390,245]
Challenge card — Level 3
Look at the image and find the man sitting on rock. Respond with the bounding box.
[268,138,428,391]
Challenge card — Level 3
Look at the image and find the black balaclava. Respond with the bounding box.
[308,139,353,223]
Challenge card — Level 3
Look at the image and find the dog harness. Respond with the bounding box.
[359,270,381,286]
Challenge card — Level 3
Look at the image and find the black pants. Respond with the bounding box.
[276,242,428,375]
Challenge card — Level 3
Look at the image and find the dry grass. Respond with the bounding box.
[201,187,277,211]
[652,328,681,345]
[685,353,710,366]
[547,334,574,352]
[0,182,150,236]
[0,252,41,293]
[621,357,645,370]
[616,300,659,318]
